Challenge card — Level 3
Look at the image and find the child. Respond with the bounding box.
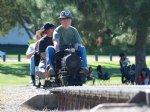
[96,65,110,80]
[97,65,103,79]
[26,29,44,86]
[87,67,93,81]
[119,53,130,83]
[137,68,149,85]
[128,64,136,84]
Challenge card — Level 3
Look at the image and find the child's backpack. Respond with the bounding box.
[128,64,136,84]
[128,64,135,75]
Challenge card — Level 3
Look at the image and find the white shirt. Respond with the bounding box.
[26,43,35,55]
[122,58,130,67]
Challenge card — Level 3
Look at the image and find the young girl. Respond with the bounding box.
[119,53,130,83]
[87,67,93,81]
[96,65,110,80]
[137,68,149,85]
[97,65,103,79]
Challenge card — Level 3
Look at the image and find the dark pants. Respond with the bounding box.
[34,52,41,66]
[120,66,127,83]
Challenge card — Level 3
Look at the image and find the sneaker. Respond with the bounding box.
[48,67,55,77]
[47,80,52,87]
[43,80,51,88]
[36,71,45,79]
[33,83,36,86]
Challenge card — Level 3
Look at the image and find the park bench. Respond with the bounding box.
[0,50,7,62]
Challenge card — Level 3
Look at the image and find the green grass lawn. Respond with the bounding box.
[87,62,122,85]
[0,61,122,86]
[0,62,30,85]
[5,60,150,86]
[8,54,26,58]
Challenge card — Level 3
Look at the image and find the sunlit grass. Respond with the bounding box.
[1,61,150,86]
[7,54,26,58]
[0,62,30,85]
[86,61,122,85]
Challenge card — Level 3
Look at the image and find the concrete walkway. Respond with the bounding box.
[1,56,150,62]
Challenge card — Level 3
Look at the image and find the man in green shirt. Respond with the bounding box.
[53,11,82,52]
[46,10,88,76]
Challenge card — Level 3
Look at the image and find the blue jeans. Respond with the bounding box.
[120,66,127,83]
[30,56,35,76]
[46,46,55,66]
[77,46,87,68]
[46,45,88,68]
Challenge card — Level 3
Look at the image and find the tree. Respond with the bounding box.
[0,0,56,39]
[102,0,150,81]
[0,0,76,39]
[1,0,149,78]
[64,0,150,80]
[74,0,150,80]
[0,0,34,39]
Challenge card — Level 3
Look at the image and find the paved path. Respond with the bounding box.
[1,56,150,62]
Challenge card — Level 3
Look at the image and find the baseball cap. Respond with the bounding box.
[59,10,72,19]
[44,23,55,30]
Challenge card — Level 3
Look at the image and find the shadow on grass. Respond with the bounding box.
[0,62,121,78]
[88,63,121,76]
[0,63,30,77]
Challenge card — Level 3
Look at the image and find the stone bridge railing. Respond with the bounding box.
[22,85,150,111]
[50,86,150,110]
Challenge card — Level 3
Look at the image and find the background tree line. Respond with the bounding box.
[1,0,150,81]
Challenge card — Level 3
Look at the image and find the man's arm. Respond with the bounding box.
[26,44,35,59]
[124,58,131,65]
[74,28,83,44]
[54,40,59,52]
[53,30,60,52]
[26,51,35,59]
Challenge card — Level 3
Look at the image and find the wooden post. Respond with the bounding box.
[18,53,21,62]
[95,53,98,61]
[3,55,6,62]
[110,53,112,61]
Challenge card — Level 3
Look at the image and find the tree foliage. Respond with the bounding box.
[1,0,150,78]
[99,0,150,80]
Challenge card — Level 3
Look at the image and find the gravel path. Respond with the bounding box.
[1,86,150,112]
[0,86,50,112]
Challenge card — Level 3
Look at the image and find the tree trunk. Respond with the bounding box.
[13,14,34,39]
[135,27,147,82]
[18,18,33,39]
[16,17,33,39]
[23,25,33,39]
